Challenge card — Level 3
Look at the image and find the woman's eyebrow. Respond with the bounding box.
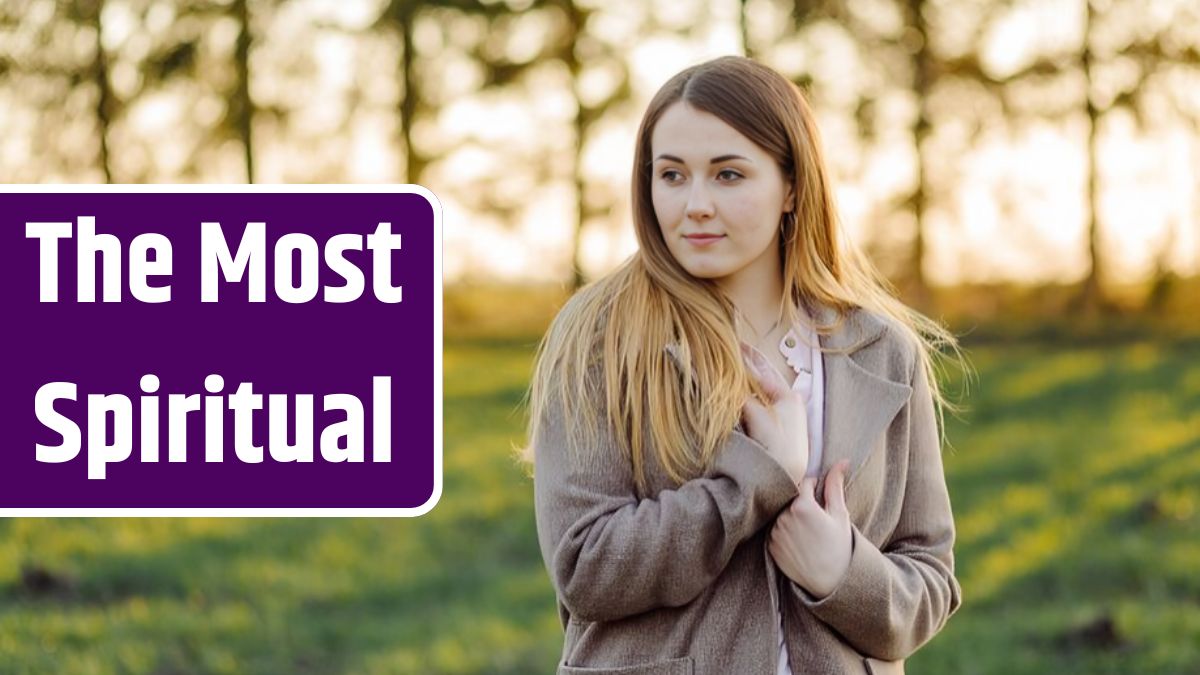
[653,153,752,164]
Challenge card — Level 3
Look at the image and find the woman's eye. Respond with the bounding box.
[717,169,743,181]
[660,169,683,183]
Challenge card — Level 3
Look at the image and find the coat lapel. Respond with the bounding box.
[662,302,913,491]
[810,302,912,493]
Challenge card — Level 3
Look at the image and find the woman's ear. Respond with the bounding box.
[782,184,795,213]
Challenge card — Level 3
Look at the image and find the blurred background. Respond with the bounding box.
[2,0,1198,673]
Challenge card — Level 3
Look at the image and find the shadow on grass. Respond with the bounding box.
[945,340,1200,497]
[916,338,1200,674]
[4,334,1198,674]
[2,498,556,673]
[0,337,557,673]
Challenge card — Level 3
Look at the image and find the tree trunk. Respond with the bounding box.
[1079,0,1105,313]
[85,0,114,182]
[565,1,587,290]
[399,8,424,184]
[905,0,931,310]
[233,0,254,183]
[740,0,753,58]
[1146,219,1177,313]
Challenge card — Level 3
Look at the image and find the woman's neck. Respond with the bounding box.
[717,261,785,339]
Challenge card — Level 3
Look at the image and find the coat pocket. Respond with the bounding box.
[558,655,694,675]
[863,656,904,675]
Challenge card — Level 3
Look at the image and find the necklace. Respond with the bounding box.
[738,309,783,352]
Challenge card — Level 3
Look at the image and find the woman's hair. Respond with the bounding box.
[523,55,967,494]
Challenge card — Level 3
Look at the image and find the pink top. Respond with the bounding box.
[774,320,824,675]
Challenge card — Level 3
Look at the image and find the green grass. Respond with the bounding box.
[907,338,1200,674]
[2,334,1198,674]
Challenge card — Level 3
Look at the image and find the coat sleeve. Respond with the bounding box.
[785,356,962,661]
[533,388,800,624]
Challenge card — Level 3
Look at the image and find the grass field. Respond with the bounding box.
[1,331,1198,674]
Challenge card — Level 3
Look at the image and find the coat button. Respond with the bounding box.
[784,337,796,348]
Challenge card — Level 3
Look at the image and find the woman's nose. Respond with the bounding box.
[685,183,715,221]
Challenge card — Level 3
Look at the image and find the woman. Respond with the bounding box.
[526,55,965,675]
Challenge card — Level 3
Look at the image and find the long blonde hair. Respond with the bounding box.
[524,56,966,494]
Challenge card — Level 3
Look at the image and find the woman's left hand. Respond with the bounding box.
[768,459,853,599]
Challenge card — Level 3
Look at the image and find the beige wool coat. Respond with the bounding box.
[533,302,962,675]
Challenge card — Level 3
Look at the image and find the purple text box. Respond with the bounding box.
[0,185,442,516]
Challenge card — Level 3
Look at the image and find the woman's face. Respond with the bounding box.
[650,102,793,289]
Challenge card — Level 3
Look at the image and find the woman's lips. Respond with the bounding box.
[684,234,724,247]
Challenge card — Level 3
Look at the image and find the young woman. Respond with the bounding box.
[526,55,964,675]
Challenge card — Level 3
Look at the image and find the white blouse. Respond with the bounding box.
[774,320,825,675]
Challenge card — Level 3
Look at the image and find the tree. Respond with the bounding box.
[550,0,635,289]
[0,0,119,181]
[757,0,1200,309]
[377,0,645,287]
[231,0,254,182]
[765,0,944,306]
[375,0,518,185]
[112,0,272,182]
[76,0,116,182]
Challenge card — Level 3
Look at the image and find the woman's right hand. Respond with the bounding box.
[739,343,810,485]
